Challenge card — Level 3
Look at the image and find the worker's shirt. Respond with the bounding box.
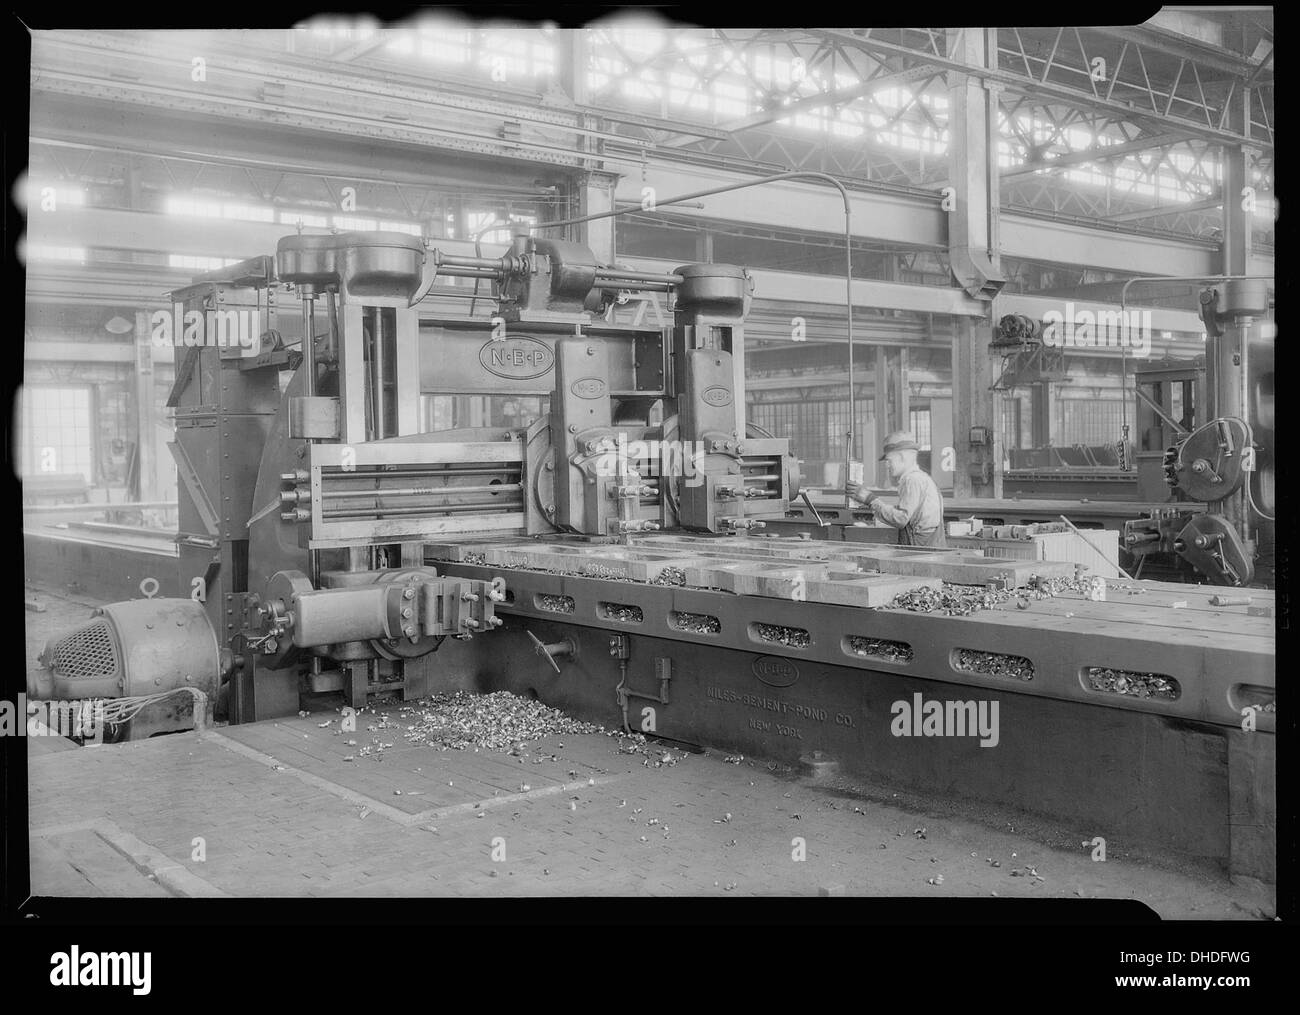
[873,465,946,547]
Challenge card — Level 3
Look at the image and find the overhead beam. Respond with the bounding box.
[813,29,1272,151]
[719,64,938,134]
[27,180,1259,289]
[1001,132,1190,178]
[1107,198,1221,223]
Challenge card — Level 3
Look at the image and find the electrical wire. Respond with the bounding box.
[95,687,211,728]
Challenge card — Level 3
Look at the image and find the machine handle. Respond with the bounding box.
[526,630,574,674]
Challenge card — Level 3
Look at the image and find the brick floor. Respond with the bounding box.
[24,699,1272,916]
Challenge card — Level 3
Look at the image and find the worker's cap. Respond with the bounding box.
[879,430,920,460]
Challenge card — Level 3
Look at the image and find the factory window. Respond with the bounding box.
[22,182,86,210]
[164,196,275,222]
[19,385,95,483]
[379,220,423,236]
[23,244,87,264]
[909,409,932,450]
[168,255,240,271]
[1001,399,1021,451]
[748,397,873,481]
[332,215,379,232]
[466,211,537,245]
[280,210,329,229]
[1056,398,1125,447]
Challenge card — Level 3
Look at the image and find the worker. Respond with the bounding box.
[845,430,947,548]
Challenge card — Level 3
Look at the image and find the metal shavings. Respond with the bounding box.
[888,584,1013,616]
[535,594,575,614]
[846,636,914,663]
[722,754,744,764]
[955,649,1035,682]
[752,622,810,648]
[650,567,687,587]
[395,690,607,753]
[671,611,722,634]
[887,573,1102,617]
[463,552,487,565]
[601,602,644,624]
[1085,667,1179,701]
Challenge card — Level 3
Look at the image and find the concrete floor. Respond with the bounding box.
[23,585,1274,913]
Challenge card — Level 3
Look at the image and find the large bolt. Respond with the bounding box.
[402,588,415,600]
[401,607,413,619]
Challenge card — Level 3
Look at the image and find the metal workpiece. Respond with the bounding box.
[431,554,1273,732]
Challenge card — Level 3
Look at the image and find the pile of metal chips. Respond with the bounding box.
[398,690,608,752]
[887,572,1109,616]
[463,552,487,565]
[753,622,811,648]
[650,566,687,587]
[603,603,644,623]
[1085,667,1179,700]
[955,649,1035,681]
[846,636,914,662]
[887,584,1014,616]
[616,731,683,767]
[535,594,575,614]
[673,611,722,634]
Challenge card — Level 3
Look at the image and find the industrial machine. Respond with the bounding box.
[26,231,1273,884]
[30,230,799,731]
[1122,280,1275,586]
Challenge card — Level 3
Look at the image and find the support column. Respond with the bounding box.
[1221,144,1255,276]
[576,171,618,263]
[132,310,156,501]
[558,29,617,263]
[1030,382,1054,448]
[894,346,910,436]
[948,28,1004,499]
[694,228,713,263]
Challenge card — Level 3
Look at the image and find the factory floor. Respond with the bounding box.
[23,586,1273,914]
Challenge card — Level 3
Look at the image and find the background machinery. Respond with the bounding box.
[1122,280,1275,586]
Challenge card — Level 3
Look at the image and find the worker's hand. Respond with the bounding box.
[845,482,874,505]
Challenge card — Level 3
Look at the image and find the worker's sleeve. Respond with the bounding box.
[873,473,924,530]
